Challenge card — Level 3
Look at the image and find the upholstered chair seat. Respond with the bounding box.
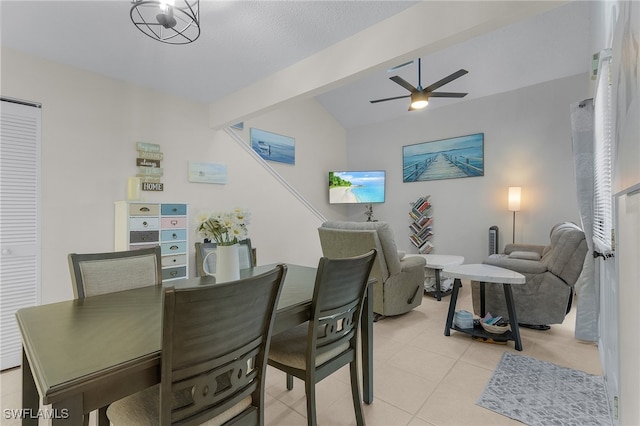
[106,385,252,426]
[269,324,350,370]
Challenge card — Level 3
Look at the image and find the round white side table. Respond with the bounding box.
[405,254,464,301]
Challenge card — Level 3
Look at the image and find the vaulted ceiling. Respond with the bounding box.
[0,1,591,129]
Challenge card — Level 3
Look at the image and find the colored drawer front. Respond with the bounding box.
[161,204,187,215]
[162,254,186,267]
[161,241,187,255]
[128,243,158,251]
[161,217,187,229]
[130,230,159,244]
[161,229,187,242]
[129,203,160,216]
[162,266,187,281]
[130,217,160,230]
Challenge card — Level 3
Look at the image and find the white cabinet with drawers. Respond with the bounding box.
[115,201,189,281]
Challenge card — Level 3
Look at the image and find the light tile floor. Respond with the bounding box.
[1,281,602,425]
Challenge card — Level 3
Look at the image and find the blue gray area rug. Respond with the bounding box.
[477,352,612,426]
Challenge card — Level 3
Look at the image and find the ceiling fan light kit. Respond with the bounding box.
[371,58,468,111]
[130,0,200,44]
[410,92,429,110]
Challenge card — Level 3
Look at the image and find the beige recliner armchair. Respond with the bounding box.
[472,222,587,327]
[318,221,426,318]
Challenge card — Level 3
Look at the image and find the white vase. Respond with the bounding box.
[214,244,240,283]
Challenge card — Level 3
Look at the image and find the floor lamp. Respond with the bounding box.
[508,187,521,244]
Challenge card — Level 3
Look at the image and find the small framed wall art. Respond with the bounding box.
[250,128,295,165]
[188,161,228,184]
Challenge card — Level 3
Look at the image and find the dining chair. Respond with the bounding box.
[267,249,377,426]
[67,246,162,426]
[106,264,288,425]
[195,239,255,277]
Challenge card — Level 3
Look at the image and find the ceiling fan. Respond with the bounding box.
[370,58,468,110]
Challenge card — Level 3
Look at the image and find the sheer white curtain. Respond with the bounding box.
[571,98,598,342]
[570,49,614,342]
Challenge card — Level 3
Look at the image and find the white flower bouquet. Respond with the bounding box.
[196,208,250,246]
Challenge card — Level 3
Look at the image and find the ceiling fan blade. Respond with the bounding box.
[429,92,468,98]
[370,95,411,104]
[424,69,468,93]
[389,76,417,93]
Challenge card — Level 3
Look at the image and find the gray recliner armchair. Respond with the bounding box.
[472,222,588,327]
[318,221,426,318]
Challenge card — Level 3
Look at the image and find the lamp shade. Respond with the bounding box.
[508,187,521,211]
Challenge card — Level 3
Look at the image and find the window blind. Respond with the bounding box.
[593,49,613,256]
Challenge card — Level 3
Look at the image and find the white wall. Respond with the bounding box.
[608,1,640,424]
[1,47,348,304]
[345,74,588,264]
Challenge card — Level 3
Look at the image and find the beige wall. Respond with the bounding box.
[1,47,348,304]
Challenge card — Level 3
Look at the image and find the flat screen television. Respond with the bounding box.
[329,170,386,204]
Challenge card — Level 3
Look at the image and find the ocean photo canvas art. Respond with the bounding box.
[250,128,295,165]
[188,161,228,184]
[402,133,484,182]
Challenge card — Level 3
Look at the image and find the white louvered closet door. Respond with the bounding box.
[0,99,41,370]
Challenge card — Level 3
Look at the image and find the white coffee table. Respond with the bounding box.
[442,264,525,351]
[405,254,464,301]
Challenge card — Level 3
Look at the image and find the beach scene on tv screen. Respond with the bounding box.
[329,171,385,204]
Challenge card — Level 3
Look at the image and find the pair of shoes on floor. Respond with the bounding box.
[519,323,551,331]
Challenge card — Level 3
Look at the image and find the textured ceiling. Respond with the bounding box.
[0,1,590,129]
[0,1,416,102]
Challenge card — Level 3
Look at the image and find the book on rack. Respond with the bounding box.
[417,227,433,240]
[417,200,431,212]
[417,216,432,227]
[418,241,434,254]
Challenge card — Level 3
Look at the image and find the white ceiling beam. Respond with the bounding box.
[208,1,568,129]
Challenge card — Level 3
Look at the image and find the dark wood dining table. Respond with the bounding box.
[16,263,374,425]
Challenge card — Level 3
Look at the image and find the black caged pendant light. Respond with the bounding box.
[130,0,200,45]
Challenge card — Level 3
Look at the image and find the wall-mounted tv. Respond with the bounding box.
[329,170,386,204]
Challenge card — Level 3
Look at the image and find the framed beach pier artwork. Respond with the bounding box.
[402,133,484,182]
[250,128,295,165]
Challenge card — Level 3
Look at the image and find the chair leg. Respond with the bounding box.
[350,361,366,426]
[286,373,294,390]
[84,406,109,426]
[97,406,109,426]
[305,379,317,426]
